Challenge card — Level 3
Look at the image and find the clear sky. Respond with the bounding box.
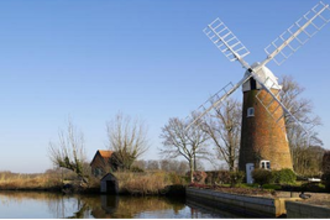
[0,0,330,173]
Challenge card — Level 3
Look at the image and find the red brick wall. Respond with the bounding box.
[239,89,293,171]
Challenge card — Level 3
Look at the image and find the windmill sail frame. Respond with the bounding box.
[185,1,330,138]
[203,18,250,69]
[263,1,330,66]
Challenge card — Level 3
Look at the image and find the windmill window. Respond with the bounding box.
[260,160,271,170]
[247,107,255,117]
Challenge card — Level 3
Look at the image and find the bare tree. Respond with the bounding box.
[159,159,189,175]
[146,160,159,170]
[280,75,323,174]
[160,117,210,183]
[106,112,149,170]
[159,159,170,171]
[132,160,147,170]
[176,160,189,175]
[202,99,241,171]
[48,118,87,180]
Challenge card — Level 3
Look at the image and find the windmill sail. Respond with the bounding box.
[185,18,254,130]
[254,1,330,134]
[255,76,316,134]
[255,77,286,128]
[185,75,252,130]
[204,18,250,69]
[186,1,329,135]
[262,1,330,66]
[185,82,235,130]
[185,1,330,173]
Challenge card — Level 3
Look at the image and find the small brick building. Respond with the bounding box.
[90,150,114,177]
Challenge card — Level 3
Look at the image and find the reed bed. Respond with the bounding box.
[0,172,62,190]
[114,171,186,195]
[0,170,186,194]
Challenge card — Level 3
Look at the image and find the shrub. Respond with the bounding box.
[230,171,245,186]
[167,172,187,185]
[252,168,296,186]
[300,182,326,192]
[193,171,207,184]
[273,168,296,184]
[252,169,275,185]
[205,170,231,185]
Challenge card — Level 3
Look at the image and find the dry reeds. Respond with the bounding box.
[114,171,185,195]
[0,170,186,194]
[0,172,62,190]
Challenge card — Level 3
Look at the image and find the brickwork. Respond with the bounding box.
[239,89,293,171]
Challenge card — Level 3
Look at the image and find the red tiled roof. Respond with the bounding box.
[90,150,114,166]
[98,150,113,158]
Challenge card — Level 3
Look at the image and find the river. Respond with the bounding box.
[0,191,245,218]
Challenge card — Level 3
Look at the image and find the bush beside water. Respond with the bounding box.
[205,170,231,184]
[229,171,245,186]
[252,168,296,185]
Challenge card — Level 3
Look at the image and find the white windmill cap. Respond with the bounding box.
[243,62,282,92]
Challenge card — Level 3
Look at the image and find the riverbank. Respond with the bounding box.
[0,171,186,195]
[187,186,330,217]
[0,172,62,191]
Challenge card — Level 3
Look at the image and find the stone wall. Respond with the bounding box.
[186,187,298,217]
[286,201,330,218]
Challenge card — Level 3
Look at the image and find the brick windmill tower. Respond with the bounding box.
[185,1,330,176]
[239,64,292,171]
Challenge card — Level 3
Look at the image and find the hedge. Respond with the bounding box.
[252,168,296,185]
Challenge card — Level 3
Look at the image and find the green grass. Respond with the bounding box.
[236,183,259,188]
[262,184,282,190]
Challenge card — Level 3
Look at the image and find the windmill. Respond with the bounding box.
[185,1,330,173]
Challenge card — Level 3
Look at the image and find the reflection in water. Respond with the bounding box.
[186,198,246,218]
[84,195,186,218]
[0,191,243,218]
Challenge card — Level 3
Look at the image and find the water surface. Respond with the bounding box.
[0,191,244,218]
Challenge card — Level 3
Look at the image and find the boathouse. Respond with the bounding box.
[100,173,119,194]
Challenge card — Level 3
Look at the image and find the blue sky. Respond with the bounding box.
[0,0,330,173]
